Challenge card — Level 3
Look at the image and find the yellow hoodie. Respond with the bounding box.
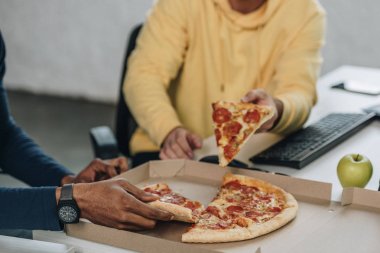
[124,0,326,154]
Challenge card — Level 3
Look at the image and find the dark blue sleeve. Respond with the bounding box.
[0,32,73,187]
[0,187,61,230]
[0,32,70,230]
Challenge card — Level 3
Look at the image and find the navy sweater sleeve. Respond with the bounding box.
[0,32,72,230]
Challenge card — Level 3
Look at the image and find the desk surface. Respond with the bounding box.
[29,65,380,252]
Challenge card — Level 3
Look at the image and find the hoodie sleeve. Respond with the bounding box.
[0,187,62,230]
[123,0,188,147]
[271,9,326,135]
[0,32,73,187]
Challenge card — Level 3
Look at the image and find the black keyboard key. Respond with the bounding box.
[250,113,376,169]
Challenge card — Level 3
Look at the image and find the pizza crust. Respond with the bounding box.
[182,173,298,243]
[248,192,298,238]
[148,200,195,223]
[143,183,203,223]
[182,226,252,243]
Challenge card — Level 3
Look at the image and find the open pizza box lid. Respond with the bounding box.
[65,160,380,253]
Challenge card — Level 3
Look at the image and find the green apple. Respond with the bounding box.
[337,154,373,188]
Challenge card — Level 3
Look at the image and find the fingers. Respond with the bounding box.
[116,179,172,221]
[187,133,203,149]
[160,128,203,160]
[117,157,129,173]
[128,199,173,221]
[160,141,190,159]
[117,179,159,202]
[108,157,129,173]
[241,89,268,104]
[106,165,118,178]
[119,212,157,230]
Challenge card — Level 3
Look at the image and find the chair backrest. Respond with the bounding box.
[115,24,143,157]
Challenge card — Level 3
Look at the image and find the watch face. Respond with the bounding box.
[59,205,78,223]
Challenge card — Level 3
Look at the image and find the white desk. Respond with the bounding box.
[0,235,75,253]
[31,65,380,252]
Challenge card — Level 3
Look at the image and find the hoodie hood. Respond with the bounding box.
[213,0,282,29]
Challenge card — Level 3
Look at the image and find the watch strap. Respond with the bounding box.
[60,183,74,201]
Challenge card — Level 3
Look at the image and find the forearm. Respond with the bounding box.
[0,187,62,230]
[0,124,73,186]
[271,92,314,135]
[272,98,284,129]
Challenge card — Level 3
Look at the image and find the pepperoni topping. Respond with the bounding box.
[241,186,259,194]
[214,128,222,145]
[267,207,282,213]
[226,205,244,213]
[245,210,262,218]
[223,121,242,138]
[184,201,201,210]
[225,196,235,203]
[243,109,260,123]
[216,221,230,229]
[213,108,232,124]
[206,206,221,218]
[223,144,238,161]
[223,180,242,190]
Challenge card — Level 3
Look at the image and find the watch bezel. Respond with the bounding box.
[57,199,80,224]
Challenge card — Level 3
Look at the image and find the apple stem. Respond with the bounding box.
[355,154,360,161]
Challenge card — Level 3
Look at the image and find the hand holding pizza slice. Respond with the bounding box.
[143,183,204,223]
[212,101,275,167]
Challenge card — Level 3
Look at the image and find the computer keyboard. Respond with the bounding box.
[250,113,376,169]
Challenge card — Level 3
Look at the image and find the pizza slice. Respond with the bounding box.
[143,183,204,223]
[212,101,275,167]
[182,173,298,243]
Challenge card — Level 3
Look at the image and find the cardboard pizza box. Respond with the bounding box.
[65,160,380,253]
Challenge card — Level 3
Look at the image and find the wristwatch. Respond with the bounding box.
[57,184,80,224]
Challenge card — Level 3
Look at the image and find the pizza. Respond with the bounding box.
[181,173,298,243]
[143,183,204,223]
[212,101,275,167]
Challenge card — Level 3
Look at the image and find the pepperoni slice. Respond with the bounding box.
[184,201,201,210]
[223,121,242,138]
[223,180,242,190]
[206,206,221,218]
[267,207,282,213]
[214,128,222,145]
[226,205,244,213]
[245,210,262,218]
[213,108,232,124]
[243,109,260,123]
[225,196,235,203]
[217,220,230,229]
[223,144,238,161]
[241,186,259,194]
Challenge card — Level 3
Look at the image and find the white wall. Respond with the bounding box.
[0,0,380,103]
[319,0,380,74]
[0,0,153,103]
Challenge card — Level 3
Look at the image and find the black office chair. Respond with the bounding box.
[89,24,143,160]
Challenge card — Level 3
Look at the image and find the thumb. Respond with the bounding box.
[187,133,203,149]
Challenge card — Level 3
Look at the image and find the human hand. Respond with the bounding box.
[69,178,173,230]
[241,89,283,132]
[61,157,129,185]
[160,127,203,160]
